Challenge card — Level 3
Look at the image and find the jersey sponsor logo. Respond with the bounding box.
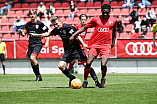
[69,29,74,34]
[63,30,66,34]
[36,25,39,29]
[109,22,113,26]
[97,27,109,32]
[125,42,157,55]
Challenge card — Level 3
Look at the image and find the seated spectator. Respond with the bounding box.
[138,0,152,8]
[122,0,135,9]
[68,2,78,19]
[140,15,149,38]
[125,8,138,24]
[45,4,55,19]
[117,16,124,34]
[146,7,156,28]
[133,16,141,33]
[37,2,46,20]
[13,16,26,37]
[0,0,13,15]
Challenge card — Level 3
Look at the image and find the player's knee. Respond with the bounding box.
[58,64,65,70]
[30,56,36,61]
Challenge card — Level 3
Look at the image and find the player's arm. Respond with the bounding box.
[152,24,157,47]
[18,29,27,37]
[44,30,51,48]
[77,36,87,48]
[111,29,117,49]
[4,45,7,58]
[69,26,88,41]
[153,32,156,47]
[31,32,51,37]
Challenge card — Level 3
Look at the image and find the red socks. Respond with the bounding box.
[84,67,90,80]
[68,63,74,71]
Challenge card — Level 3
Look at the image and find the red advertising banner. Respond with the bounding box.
[16,40,116,59]
[5,41,14,59]
[117,39,157,58]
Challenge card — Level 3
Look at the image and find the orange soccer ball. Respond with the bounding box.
[71,79,82,89]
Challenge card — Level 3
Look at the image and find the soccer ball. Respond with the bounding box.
[71,79,82,89]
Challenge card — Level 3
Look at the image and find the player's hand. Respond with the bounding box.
[44,42,49,48]
[69,36,74,44]
[18,29,22,34]
[111,44,114,49]
[83,44,88,48]
[5,55,7,59]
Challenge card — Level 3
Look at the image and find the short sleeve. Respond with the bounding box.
[86,18,96,28]
[40,22,49,33]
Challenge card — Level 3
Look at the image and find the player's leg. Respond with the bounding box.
[100,57,108,88]
[29,45,42,81]
[58,61,76,87]
[2,61,5,75]
[82,63,100,88]
[82,54,95,88]
[68,58,77,71]
[0,54,6,74]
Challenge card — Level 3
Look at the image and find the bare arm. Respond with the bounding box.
[69,26,88,41]
[153,32,156,47]
[77,36,87,48]
[4,47,7,58]
[18,29,26,37]
[31,32,51,37]
[111,29,117,49]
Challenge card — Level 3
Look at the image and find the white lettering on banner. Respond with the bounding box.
[97,27,109,32]
[52,46,64,55]
[125,42,157,55]
[40,47,49,53]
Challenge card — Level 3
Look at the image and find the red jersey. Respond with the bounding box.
[75,24,87,48]
[86,15,117,48]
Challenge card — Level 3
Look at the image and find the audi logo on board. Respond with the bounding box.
[125,42,157,55]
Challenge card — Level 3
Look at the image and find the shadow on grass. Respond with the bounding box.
[20,80,36,81]
[40,87,95,88]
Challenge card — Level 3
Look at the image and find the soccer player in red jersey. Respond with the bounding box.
[68,14,88,71]
[70,4,117,88]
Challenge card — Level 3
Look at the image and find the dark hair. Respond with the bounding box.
[51,16,60,22]
[101,4,111,10]
[28,9,37,15]
[79,14,88,20]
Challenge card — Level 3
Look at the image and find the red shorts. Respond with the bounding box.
[88,45,111,59]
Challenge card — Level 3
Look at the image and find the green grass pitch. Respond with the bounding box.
[0,74,157,104]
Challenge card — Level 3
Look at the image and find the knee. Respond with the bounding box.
[30,56,36,62]
[85,63,91,69]
[58,64,65,70]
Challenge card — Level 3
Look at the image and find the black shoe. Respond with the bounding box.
[95,80,101,88]
[69,75,76,87]
[35,75,42,81]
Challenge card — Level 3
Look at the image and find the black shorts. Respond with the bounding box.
[0,53,5,61]
[60,49,87,63]
[26,44,42,59]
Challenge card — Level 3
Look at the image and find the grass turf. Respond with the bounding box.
[0,74,157,104]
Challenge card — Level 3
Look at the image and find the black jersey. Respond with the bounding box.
[50,23,80,51]
[25,20,48,44]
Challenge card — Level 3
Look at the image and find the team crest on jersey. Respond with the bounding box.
[35,25,39,29]
[63,30,66,34]
[109,22,113,26]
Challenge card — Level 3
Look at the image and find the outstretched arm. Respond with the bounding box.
[31,32,51,37]
[111,29,117,49]
[18,29,26,37]
[69,26,88,41]
[77,36,87,48]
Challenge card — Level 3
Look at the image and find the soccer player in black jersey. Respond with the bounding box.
[31,16,101,88]
[18,9,49,81]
